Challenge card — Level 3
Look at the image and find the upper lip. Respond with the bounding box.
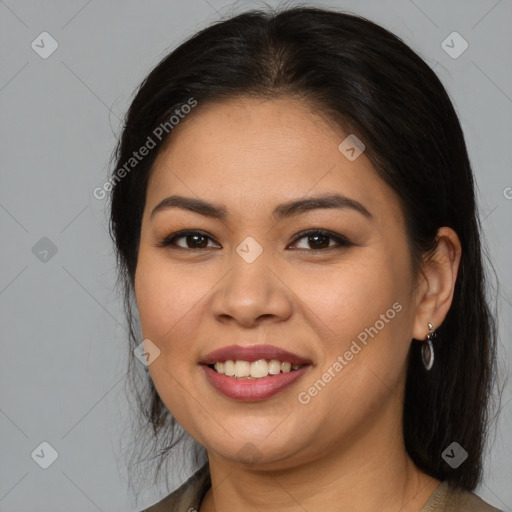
[200,344,312,365]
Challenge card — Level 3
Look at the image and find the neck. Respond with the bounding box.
[199,384,441,511]
[201,447,439,511]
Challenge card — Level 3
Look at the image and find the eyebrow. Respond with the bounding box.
[150,193,373,221]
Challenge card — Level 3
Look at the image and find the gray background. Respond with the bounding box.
[1,0,511,510]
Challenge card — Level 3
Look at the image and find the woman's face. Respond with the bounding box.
[134,97,421,469]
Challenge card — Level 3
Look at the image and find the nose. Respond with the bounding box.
[211,250,293,328]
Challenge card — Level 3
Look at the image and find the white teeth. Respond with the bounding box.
[281,362,291,373]
[223,360,235,376]
[234,360,250,378]
[212,359,304,379]
[268,359,281,374]
[250,359,269,378]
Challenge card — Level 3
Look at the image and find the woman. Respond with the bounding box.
[108,6,502,511]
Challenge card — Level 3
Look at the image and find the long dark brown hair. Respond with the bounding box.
[108,5,499,498]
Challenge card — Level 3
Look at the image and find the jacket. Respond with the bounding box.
[141,464,504,511]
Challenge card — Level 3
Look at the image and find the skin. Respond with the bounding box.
[134,97,461,512]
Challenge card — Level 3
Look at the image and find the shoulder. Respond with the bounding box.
[139,464,211,512]
[421,481,504,512]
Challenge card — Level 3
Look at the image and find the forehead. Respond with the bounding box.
[156,96,343,163]
[147,97,403,226]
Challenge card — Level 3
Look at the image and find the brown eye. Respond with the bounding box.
[289,230,352,251]
[303,233,330,249]
[156,230,220,250]
[156,229,351,252]
[181,234,209,249]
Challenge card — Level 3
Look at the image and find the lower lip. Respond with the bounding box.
[201,365,310,401]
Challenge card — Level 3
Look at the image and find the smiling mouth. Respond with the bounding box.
[207,359,305,379]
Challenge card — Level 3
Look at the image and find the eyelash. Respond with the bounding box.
[156,229,352,252]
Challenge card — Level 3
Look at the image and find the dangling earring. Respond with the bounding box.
[422,322,436,371]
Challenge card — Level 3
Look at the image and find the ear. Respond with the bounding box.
[412,227,462,340]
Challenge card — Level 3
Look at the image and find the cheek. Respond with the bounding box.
[298,250,408,337]
[134,249,224,388]
[135,250,205,341]
[292,267,411,443]
[133,252,210,433]
[302,244,414,390]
